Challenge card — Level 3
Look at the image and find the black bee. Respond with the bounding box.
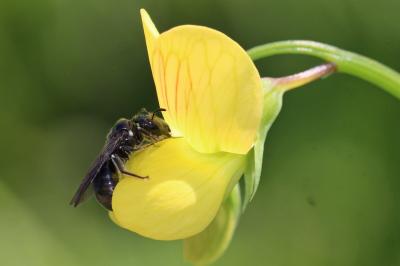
[70,108,171,210]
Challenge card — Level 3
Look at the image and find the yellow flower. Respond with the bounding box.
[110,9,262,242]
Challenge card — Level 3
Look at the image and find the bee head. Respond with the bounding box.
[132,108,171,137]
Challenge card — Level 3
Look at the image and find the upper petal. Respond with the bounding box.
[140,9,159,61]
[141,10,263,154]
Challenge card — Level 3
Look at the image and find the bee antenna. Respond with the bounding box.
[151,108,166,120]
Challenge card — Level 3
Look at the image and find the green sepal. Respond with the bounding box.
[242,79,284,211]
[183,184,241,265]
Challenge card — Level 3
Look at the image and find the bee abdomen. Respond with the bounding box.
[93,162,117,211]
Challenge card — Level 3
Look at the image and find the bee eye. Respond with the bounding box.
[146,120,154,127]
[136,117,156,130]
[145,120,158,130]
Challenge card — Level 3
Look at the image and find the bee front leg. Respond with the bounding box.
[110,154,149,179]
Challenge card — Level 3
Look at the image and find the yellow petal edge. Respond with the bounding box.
[111,138,245,240]
[141,9,263,155]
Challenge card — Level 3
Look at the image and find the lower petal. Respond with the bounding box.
[184,184,242,264]
[111,138,245,240]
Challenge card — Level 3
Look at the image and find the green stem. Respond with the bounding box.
[247,40,400,100]
[265,63,337,92]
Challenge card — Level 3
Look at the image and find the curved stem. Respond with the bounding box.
[264,63,337,92]
[247,40,400,100]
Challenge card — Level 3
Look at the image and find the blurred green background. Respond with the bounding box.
[1,0,399,265]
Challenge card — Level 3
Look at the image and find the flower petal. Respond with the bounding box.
[184,184,241,264]
[141,10,263,154]
[140,9,159,62]
[111,138,245,240]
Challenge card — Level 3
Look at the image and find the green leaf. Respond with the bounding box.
[183,185,241,265]
[242,79,284,211]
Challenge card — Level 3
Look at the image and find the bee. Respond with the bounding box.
[70,108,171,211]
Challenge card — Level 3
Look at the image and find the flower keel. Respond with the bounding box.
[112,138,245,240]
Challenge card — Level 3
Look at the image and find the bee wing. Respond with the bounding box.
[70,134,123,207]
[69,153,108,207]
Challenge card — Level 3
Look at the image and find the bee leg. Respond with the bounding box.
[133,141,157,152]
[142,134,165,149]
[140,128,160,143]
[111,154,149,179]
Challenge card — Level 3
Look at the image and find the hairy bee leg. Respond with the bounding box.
[137,135,173,151]
[142,134,167,149]
[139,128,160,142]
[111,154,149,179]
[134,141,156,152]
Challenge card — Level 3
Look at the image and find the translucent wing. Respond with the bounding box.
[69,133,123,207]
